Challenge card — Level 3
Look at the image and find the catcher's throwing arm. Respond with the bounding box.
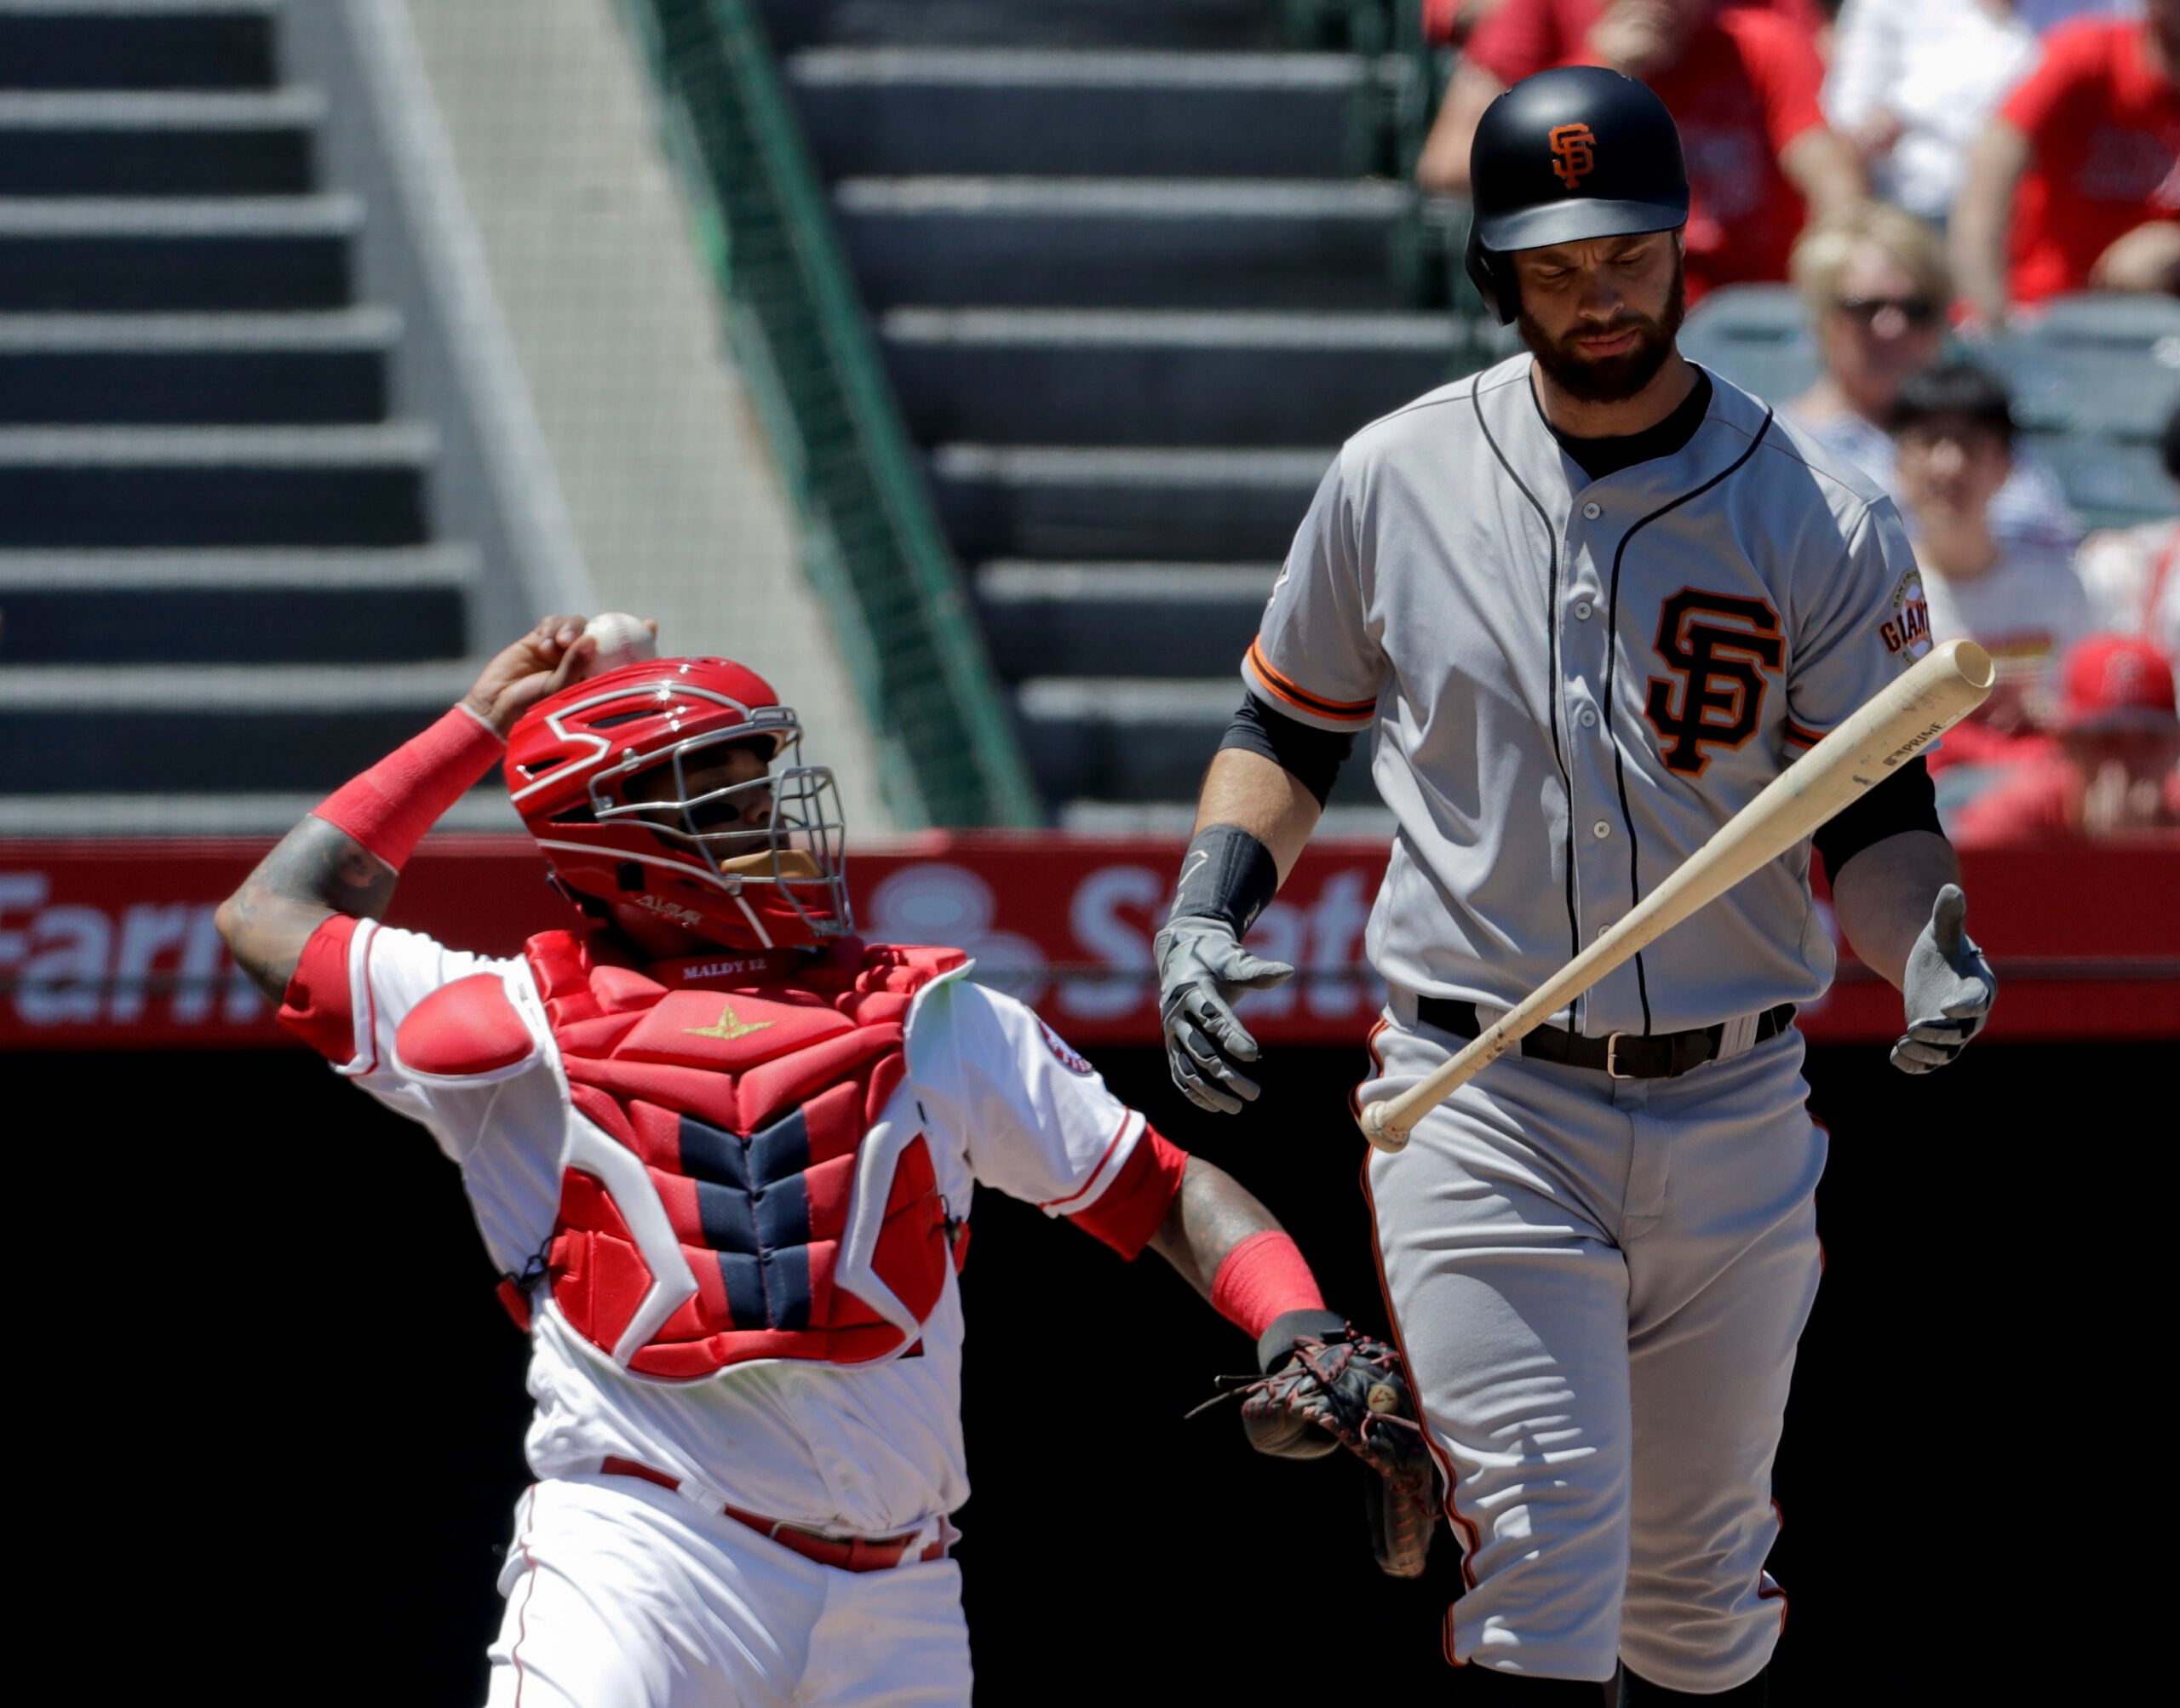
[1360,639,1995,1154]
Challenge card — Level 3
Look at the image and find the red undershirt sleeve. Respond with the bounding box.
[277,914,362,1063]
[1065,1125,1190,1260]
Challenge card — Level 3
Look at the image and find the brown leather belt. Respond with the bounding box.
[1416,997,1796,1080]
[600,1457,947,1573]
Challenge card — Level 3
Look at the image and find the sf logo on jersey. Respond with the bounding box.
[1644,589,1784,776]
[1549,123,1597,188]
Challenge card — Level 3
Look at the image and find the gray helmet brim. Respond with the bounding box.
[1476,196,1689,255]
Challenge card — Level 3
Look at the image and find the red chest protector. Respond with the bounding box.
[524,930,970,1382]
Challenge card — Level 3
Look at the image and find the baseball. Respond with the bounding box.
[584,611,657,673]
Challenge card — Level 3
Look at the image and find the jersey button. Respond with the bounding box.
[1592,819,1612,839]
[1574,600,1593,620]
[1582,502,1602,519]
[1578,708,1598,728]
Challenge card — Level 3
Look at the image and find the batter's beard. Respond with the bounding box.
[1518,263,1687,404]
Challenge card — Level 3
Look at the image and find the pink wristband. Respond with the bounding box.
[312,704,506,871]
[1209,1229,1327,1341]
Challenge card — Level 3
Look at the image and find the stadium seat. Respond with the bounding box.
[1678,284,1821,409]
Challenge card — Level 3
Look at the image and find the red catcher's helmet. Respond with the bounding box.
[506,656,852,950]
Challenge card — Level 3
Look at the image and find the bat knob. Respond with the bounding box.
[1359,1100,1409,1154]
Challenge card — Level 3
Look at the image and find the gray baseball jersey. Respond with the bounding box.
[1244,354,1930,1035]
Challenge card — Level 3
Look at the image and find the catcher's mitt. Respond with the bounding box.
[1199,1308,1440,1579]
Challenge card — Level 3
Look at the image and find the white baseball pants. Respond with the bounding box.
[1361,1004,1825,1691]
[484,1476,972,1707]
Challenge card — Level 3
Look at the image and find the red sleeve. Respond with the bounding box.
[1064,1125,1190,1260]
[1465,0,1586,85]
[1727,10,1827,154]
[2000,21,2104,142]
[277,914,364,1063]
[1745,0,1827,43]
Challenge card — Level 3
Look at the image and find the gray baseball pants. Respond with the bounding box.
[1360,994,1825,1691]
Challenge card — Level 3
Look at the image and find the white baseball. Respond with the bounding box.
[584,611,657,673]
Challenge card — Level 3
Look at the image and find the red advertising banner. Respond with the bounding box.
[2,832,2175,1049]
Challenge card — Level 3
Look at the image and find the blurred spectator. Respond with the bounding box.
[1890,362,2095,748]
[1953,633,2180,840]
[1782,203,2080,552]
[1821,0,2039,224]
[1416,0,1863,301]
[2074,401,2180,671]
[1950,0,2180,325]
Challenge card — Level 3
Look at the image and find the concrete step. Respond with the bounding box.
[0,194,356,311]
[0,308,394,422]
[0,544,475,662]
[0,88,318,196]
[1058,798,1392,834]
[932,442,1325,559]
[975,559,1272,679]
[0,659,481,794]
[0,2,278,92]
[835,177,1408,310]
[884,307,1452,445]
[789,49,1374,181]
[0,788,522,836]
[0,422,433,547]
[1013,674,1381,805]
[756,0,1283,53]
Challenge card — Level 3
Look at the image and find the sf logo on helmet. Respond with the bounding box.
[1549,123,1597,189]
[1644,590,1785,776]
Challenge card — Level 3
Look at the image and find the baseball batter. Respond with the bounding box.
[1154,69,1996,1704]
[216,622,1431,1707]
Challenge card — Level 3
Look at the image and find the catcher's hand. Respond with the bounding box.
[1213,1309,1439,1579]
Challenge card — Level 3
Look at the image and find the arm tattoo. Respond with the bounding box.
[220,816,399,1002]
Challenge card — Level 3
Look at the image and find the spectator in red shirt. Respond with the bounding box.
[1416,0,1863,301]
[1953,633,2180,842]
[1951,0,2180,324]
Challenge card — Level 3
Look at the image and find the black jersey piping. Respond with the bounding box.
[1599,404,1776,1034]
[1472,379,1582,972]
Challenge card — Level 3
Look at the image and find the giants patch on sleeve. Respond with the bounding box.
[1882,570,1933,660]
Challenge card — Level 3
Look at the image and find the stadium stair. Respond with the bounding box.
[766,0,1438,827]
[0,0,486,833]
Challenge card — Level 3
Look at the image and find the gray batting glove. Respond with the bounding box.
[1891,884,1995,1075]
[1154,917,1296,1114]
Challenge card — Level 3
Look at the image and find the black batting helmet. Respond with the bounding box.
[1465,66,1690,324]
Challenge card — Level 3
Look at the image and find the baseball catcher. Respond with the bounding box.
[215,616,1432,1706]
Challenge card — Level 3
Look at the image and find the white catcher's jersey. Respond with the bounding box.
[1245,357,1929,1035]
[319,923,1151,1535]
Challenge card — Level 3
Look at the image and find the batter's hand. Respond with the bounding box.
[1891,884,1995,1075]
[1154,917,1294,1114]
[462,615,601,737]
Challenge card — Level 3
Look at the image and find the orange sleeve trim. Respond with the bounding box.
[1245,639,1376,722]
[1783,719,1826,748]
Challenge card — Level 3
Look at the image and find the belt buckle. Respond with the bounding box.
[1605,1032,1632,1080]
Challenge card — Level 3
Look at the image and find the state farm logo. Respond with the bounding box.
[0,872,266,1029]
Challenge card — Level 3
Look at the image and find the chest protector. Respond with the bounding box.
[524,931,970,1382]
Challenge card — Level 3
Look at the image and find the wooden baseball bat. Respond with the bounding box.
[1358,638,1994,1153]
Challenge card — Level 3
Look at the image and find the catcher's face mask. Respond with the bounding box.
[507,656,852,950]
